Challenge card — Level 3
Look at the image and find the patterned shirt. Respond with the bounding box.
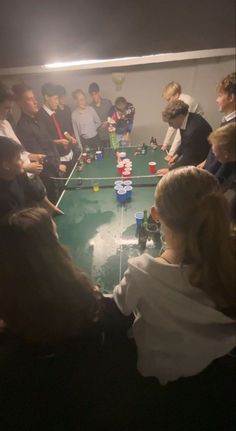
[108,102,135,135]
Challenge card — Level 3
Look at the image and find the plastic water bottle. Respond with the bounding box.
[110,133,118,149]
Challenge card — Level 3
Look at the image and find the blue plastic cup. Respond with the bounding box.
[120,151,126,160]
[95,150,103,160]
[117,189,127,203]
[114,185,124,194]
[124,185,133,200]
[135,211,144,225]
[114,180,123,186]
[123,180,132,187]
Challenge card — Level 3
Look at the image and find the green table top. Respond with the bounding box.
[56,147,167,292]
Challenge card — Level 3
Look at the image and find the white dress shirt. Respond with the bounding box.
[222,111,236,123]
[42,105,73,162]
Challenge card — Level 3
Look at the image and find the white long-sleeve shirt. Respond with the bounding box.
[113,253,236,385]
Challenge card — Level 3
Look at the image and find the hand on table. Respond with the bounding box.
[168,155,178,166]
[197,160,206,169]
[156,168,169,175]
[59,164,66,174]
[161,144,167,151]
[165,154,172,161]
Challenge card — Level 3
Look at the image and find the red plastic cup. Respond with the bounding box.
[122,169,131,179]
[117,164,124,175]
[149,162,157,174]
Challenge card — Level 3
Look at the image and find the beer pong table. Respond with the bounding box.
[56,147,167,293]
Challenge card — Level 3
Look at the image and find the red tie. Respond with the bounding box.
[51,113,64,139]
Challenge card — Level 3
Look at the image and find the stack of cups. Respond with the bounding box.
[124,185,133,200]
[123,179,133,201]
[116,156,133,177]
[122,158,132,179]
[114,180,124,194]
[114,180,133,203]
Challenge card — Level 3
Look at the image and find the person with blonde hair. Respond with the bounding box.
[199,72,236,172]
[208,123,236,189]
[161,81,204,158]
[113,167,236,385]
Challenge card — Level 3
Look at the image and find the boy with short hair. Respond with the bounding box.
[203,72,236,173]
[161,81,204,157]
[72,89,101,149]
[88,82,112,147]
[157,100,211,174]
[38,83,72,171]
[14,83,64,204]
[0,83,44,175]
[108,97,135,146]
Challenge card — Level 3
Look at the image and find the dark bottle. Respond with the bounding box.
[143,209,148,227]
[138,225,148,251]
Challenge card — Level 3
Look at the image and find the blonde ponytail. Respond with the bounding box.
[187,192,236,311]
[156,167,236,316]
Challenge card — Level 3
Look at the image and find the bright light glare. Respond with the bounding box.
[43,55,159,69]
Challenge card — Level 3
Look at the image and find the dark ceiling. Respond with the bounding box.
[0,0,235,68]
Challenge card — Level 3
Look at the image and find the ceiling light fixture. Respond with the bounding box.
[43,55,157,69]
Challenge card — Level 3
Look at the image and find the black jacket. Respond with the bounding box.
[37,107,72,157]
[173,113,212,168]
[16,113,60,176]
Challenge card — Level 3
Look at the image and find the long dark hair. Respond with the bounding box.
[0,208,102,344]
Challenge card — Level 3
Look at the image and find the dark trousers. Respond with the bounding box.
[40,175,61,204]
[100,139,110,148]
[80,135,100,150]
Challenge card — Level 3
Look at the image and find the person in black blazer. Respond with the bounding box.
[37,83,79,174]
[158,100,211,174]
[13,84,63,203]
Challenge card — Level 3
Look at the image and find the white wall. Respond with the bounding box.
[1,55,235,145]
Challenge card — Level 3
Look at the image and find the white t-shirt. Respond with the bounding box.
[113,253,236,385]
